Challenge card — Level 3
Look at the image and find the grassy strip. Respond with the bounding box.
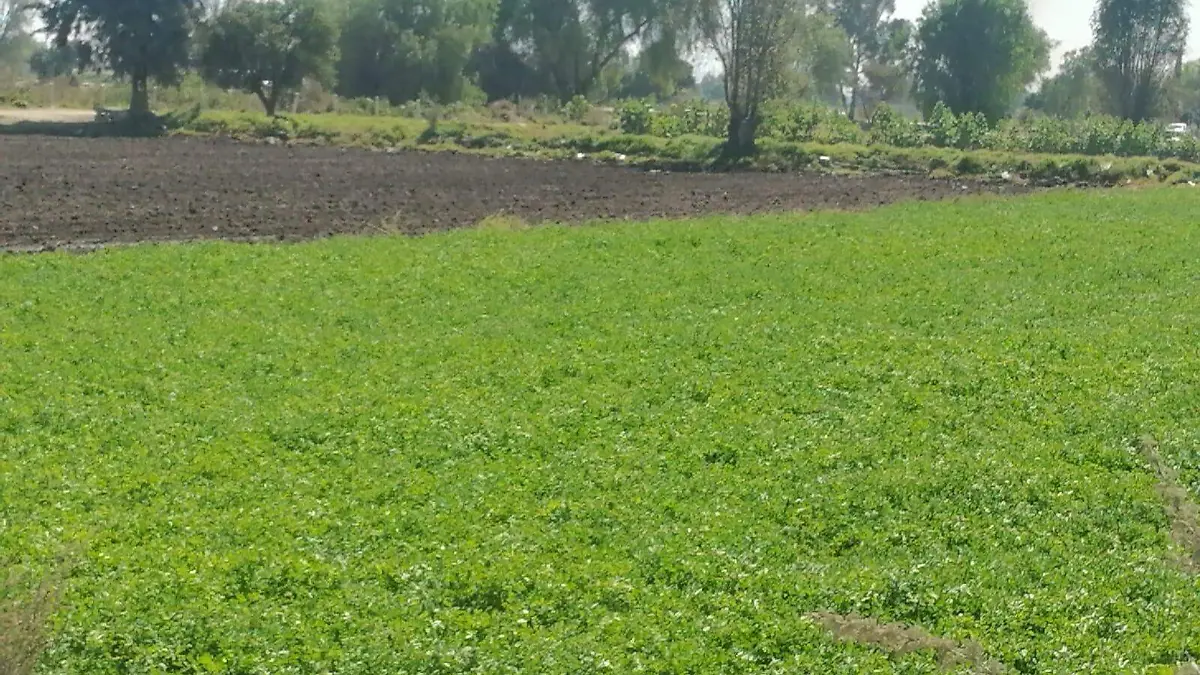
[4,189,1200,672]
[174,110,1200,185]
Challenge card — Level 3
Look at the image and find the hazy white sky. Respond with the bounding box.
[892,0,1200,66]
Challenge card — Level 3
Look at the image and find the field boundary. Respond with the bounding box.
[1136,435,1200,574]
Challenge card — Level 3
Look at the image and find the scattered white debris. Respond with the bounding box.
[575,152,586,160]
[615,153,627,161]
[1000,171,1012,180]
[1147,168,1156,177]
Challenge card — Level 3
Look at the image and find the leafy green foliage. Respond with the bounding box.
[614,29,696,100]
[1025,48,1105,119]
[0,0,36,76]
[336,0,496,105]
[829,0,912,118]
[791,11,852,106]
[36,0,200,115]
[619,97,1200,161]
[5,190,1200,673]
[200,0,338,117]
[1092,0,1189,121]
[26,43,83,80]
[490,0,680,101]
[914,0,1051,122]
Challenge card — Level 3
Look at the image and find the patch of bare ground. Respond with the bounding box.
[0,108,95,124]
[0,572,64,675]
[1136,435,1200,574]
[808,612,1006,673]
[0,135,1034,251]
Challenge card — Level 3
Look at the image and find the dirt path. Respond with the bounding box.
[1,135,1032,251]
[0,108,95,125]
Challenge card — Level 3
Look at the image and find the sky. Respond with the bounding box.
[892,0,1200,67]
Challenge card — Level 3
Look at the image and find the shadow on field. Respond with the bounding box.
[0,118,167,139]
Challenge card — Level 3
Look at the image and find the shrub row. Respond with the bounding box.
[616,99,1200,162]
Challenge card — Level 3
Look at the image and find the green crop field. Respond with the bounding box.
[3,189,1200,673]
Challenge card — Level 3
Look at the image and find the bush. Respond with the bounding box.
[563,95,591,123]
[869,104,923,148]
[616,99,655,135]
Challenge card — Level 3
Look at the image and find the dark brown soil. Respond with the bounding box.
[1,135,1032,251]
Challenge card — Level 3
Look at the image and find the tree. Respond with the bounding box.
[1164,59,1200,123]
[796,11,851,105]
[1092,0,1188,121]
[616,30,696,99]
[28,42,84,79]
[913,0,1050,122]
[1025,48,1103,118]
[1,0,36,75]
[831,0,906,118]
[698,0,804,156]
[858,17,911,114]
[696,71,725,100]
[491,0,686,100]
[200,0,338,116]
[337,0,495,104]
[37,0,200,117]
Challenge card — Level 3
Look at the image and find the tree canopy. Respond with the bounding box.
[490,0,687,100]
[1092,0,1189,121]
[336,0,495,104]
[831,0,910,118]
[201,0,339,116]
[17,0,1200,135]
[0,0,36,75]
[38,0,200,115]
[913,0,1050,122]
[1026,48,1104,119]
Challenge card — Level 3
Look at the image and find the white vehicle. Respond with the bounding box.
[1165,122,1191,143]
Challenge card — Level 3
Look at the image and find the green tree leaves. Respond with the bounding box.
[200,0,339,116]
[913,0,1050,122]
[830,0,911,118]
[336,0,496,104]
[37,0,201,115]
[1092,0,1189,122]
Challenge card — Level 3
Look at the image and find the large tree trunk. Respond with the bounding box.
[724,107,758,158]
[129,70,151,119]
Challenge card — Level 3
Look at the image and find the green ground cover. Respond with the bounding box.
[2,188,1200,673]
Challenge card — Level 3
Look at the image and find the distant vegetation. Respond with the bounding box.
[1,0,1198,157]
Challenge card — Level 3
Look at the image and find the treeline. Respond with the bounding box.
[0,0,1194,155]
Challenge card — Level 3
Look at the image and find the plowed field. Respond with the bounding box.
[0,135,1030,250]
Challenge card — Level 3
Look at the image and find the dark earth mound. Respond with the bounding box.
[1,135,1032,251]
